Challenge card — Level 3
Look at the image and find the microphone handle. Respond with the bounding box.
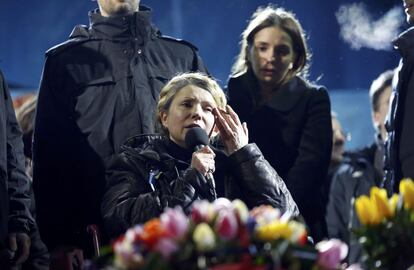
[206,172,215,189]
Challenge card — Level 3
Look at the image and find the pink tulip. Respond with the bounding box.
[232,199,249,223]
[316,239,348,270]
[153,237,179,259]
[215,209,238,240]
[191,200,214,223]
[160,207,188,239]
[213,197,233,212]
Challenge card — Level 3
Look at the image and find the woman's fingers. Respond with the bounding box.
[214,108,232,135]
[191,146,216,176]
[226,105,243,127]
[242,122,248,138]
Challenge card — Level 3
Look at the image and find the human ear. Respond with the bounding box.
[372,111,380,127]
[160,111,168,128]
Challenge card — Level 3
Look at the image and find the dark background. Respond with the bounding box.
[0,0,405,149]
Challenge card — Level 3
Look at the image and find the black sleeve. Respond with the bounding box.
[1,71,34,234]
[32,55,81,245]
[326,167,351,244]
[285,89,332,215]
[228,143,299,216]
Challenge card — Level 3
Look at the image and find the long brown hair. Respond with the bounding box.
[231,5,310,79]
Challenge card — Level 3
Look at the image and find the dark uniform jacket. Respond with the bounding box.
[326,142,383,264]
[102,135,299,238]
[0,70,34,261]
[33,6,206,252]
[384,27,414,193]
[227,71,332,242]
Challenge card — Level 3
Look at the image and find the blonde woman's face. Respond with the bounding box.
[160,85,217,148]
[248,26,296,88]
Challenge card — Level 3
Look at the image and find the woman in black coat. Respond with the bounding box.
[101,73,299,238]
[227,6,332,242]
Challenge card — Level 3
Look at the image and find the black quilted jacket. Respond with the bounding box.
[102,135,299,238]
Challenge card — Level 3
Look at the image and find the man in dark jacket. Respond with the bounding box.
[326,70,393,264]
[33,0,206,256]
[383,0,414,193]
[0,70,33,268]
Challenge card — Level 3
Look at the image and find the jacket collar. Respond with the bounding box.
[263,76,307,112]
[229,71,308,112]
[393,26,414,59]
[84,5,156,41]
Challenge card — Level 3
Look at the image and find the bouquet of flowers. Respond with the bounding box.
[103,198,348,270]
[354,178,414,270]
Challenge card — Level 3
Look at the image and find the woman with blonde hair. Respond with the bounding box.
[102,72,298,237]
[227,6,332,242]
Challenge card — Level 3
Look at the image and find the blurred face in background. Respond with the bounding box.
[248,26,295,90]
[97,0,140,17]
[404,0,414,24]
[373,86,392,141]
[331,117,346,165]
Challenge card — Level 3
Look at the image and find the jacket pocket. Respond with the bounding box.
[72,75,118,138]
[148,70,174,100]
[73,75,116,116]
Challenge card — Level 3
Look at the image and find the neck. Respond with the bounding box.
[259,79,288,101]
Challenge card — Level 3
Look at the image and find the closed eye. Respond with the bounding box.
[181,100,193,108]
[204,106,213,112]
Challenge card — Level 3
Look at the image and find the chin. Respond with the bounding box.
[407,14,414,25]
[114,4,136,14]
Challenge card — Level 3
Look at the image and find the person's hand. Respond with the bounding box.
[191,145,216,176]
[213,105,248,154]
[8,232,31,266]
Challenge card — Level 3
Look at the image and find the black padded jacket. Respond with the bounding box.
[102,135,299,238]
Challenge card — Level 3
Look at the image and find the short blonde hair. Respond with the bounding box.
[231,5,310,79]
[156,73,227,135]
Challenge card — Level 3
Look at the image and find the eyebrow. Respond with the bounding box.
[181,97,216,106]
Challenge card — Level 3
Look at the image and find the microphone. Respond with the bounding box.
[185,127,217,193]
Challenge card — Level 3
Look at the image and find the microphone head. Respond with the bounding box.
[185,127,209,150]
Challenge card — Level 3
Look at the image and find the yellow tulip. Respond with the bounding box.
[193,223,216,252]
[256,220,292,241]
[355,195,380,225]
[389,194,399,217]
[371,187,392,219]
[399,178,414,211]
[232,199,249,223]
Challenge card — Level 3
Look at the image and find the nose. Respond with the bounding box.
[191,104,203,119]
[334,130,346,144]
[265,49,276,62]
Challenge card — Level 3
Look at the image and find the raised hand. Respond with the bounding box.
[213,105,248,154]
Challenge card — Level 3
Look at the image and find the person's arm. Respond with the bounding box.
[326,168,350,243]
[33,54,87,249]
[1,71,33,265]
[228,143,299,216]
[213,106,298,215]
[285,89,332,213]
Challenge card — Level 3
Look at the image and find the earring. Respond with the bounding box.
[288,62,293,69]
